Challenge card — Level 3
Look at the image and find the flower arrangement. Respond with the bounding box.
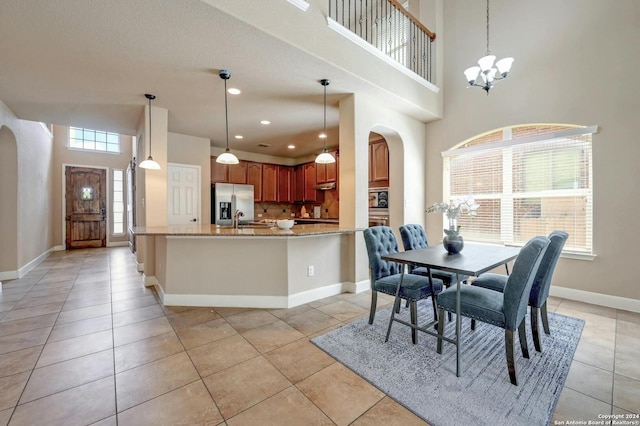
[426,196,480,232]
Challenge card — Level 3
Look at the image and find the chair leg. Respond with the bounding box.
[368,291,378,325]
[430,294,438,322]
[471,319,476,331]
[505,329,518,386]
[436,307,445,354]
[518,320,530,359]
[541,301,551,335]
[396,302,401,313]
[405,299,409,308]
[410,301,418,345]
[531,307,542,352]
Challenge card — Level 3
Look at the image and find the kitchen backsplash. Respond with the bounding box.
[254,189,339,220]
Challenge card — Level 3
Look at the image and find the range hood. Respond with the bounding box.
[313,182,336,190]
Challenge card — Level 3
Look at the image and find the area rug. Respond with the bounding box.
[312,302,584,426]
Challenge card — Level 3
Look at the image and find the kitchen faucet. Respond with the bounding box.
[233,210,244,229]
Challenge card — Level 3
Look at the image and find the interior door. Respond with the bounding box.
[65,166,107,249]
[168,163,200,225]
[126,160,136,253]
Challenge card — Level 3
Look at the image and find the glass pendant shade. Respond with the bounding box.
[216,149,239,164]
[477,55,496,72]
[464,66,480,85]
[495,57,514,76]
[139,156,160,170]
[315,149,336,164]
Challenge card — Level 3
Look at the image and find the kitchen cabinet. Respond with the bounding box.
[210,157,247,184]
[293,162,324,203]
[262,163,278,202]
[316,150,338,184]
[246,162,263,202]
[210,157,227,183]
[369,140,389,186]
[277,166,293,203]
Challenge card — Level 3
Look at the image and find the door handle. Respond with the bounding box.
[101,208,106,220]
[190,218,197,222]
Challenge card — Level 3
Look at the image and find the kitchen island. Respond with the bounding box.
[132,224,365,308]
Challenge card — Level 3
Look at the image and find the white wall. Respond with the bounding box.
[425,0,640,303]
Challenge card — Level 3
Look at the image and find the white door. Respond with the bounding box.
[167,163,200,225]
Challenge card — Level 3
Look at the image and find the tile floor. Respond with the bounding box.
[0,247,638,425]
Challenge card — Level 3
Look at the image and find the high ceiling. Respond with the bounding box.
[0,0,437,158]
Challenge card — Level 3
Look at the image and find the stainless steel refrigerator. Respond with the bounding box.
[211,183,255,225]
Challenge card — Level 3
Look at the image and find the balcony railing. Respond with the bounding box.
[328,0,436,83]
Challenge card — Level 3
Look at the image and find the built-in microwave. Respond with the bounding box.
[369,188,389,210]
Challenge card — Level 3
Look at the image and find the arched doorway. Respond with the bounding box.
[0,125,19,278]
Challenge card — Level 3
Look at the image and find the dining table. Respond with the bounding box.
[381,242,521,377]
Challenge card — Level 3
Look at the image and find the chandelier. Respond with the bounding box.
[463,0,514,95]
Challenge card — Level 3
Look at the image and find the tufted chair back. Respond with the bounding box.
[529,230,569,308]
[363,226,402,281]
[399,224,430,251]
[503,236,550,331]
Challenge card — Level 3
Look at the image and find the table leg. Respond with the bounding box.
[455,272,461,377]
[385,272,404,343]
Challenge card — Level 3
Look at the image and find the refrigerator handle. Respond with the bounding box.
[231,193,236,216]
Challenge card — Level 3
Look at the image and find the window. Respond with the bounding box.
[113,169,124,235]
[69,127,120,153]
[442,124,595,254]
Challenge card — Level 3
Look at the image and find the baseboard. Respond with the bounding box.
[287,283,344,308]
[342,279,371,294]
[107,241,128,247]
[550,286,640,313]
[163,293,289,308]
[136,262,144,272]
[142,274,158,288]
[0,270,18,281]
[52,245,65,251]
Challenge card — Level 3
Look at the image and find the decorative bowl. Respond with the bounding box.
[276,219,295,230]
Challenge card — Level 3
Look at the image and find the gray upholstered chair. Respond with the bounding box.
[436,236,550,385]
[470,230,568,352]
[363,226,444,344]
[399,224,469,320]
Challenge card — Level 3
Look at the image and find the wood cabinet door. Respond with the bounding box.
[326,150,338,182]
[316,162,327,184]
[370,140,389,182]
[293,165,304,202]
[247,162,263,202]
[210,157,228,183]
[262,163,278,202]
[65,166,106,249]
[277,166,293,203]
[303,162,323,202]
[228,161,248,184]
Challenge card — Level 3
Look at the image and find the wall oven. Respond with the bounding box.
[368,187,389,227]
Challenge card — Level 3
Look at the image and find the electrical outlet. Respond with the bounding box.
[283,209,286,213]
[291,213,295,217]
[257,213,262,217]
[307,265,314,276]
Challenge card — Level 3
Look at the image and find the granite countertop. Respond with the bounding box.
[291,218,340,223]
[131,223,360,237]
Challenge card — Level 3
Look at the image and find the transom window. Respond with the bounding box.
[442,124,595,254]
[69,127,120,153]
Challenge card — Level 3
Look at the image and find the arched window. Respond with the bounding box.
[442,124,595,254]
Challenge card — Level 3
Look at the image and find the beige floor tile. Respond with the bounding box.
[265,339,335,383]
[283,308,341,336]
[203,356,291,419]
[0,292,25,303]
[188,334,259,377]
[36,329,113,367]
[115,352,200,412]
[308,322,344,340]
[269,304,313,320]
[112,304,164,328]
[0,313,57,338]
[113,316,173,347]
[316,300,369,322]
[241,320,305,354]
[20,349,113,403]
[225,309,280,333]
[296,363,384,425]
[0,346,42,378]
[111,295,158,314]
[0,302,63,323]
[297,363,385,426]
[166,307,221,328]
[564,360,613,404]
[55,303,112,325]
[117,380,223,425]
[618,309,640,324]
[160,305,195,315]
[617,319,640,338]
[573,339,615,372]
[0,371,30,411]
[174,317,237,349]
[351,396,428,426]
[557,299,618,319]
[48,314,113,343]
[0,327,51,355]
[226,386,333,426]
[110,287,155,302]
[10,376,116,426]
[308,294,343,308]
[62,293,112,311]
[0,408,12,426]
[613,374,640,413]
[213,306,253,318]
[555,307,616,347]
[114,332,184,373]
[13,293,68,309]
[551,387,612,424]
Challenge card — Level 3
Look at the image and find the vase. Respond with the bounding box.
[443,220,464,254]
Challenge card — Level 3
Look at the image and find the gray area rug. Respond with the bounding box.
[312,301,584,426]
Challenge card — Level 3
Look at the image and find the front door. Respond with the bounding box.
[167,163,200,225]
[65,166,107,249]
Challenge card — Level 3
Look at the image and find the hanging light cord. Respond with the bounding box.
[224,77,230,150]
[485,0,491,56]
[148,95,153,155]
[323,82,327,151]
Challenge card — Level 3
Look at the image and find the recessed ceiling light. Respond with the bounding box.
[228,88,241,95]
[319,133,327,139]
[288,144,295,149]
[260,120,271,125]
[234,135,243,139]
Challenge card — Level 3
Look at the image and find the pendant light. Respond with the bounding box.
[216,69,239,165]
[139,93,161,170]
[315,79,336,164]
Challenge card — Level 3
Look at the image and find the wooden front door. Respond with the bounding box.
[65,166,107,249]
